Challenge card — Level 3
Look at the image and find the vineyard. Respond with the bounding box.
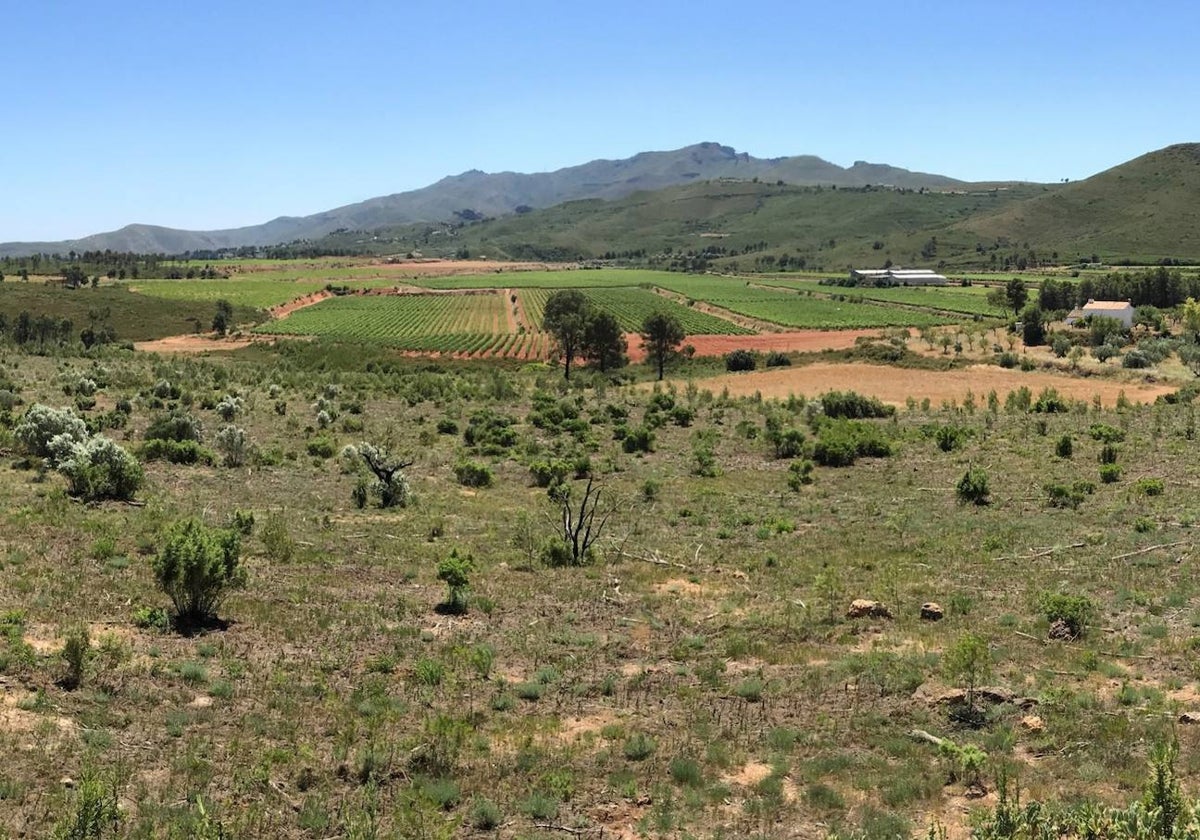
[650,275,957,328]
[518,287,753,335]
[252,292,554,357]
[127,278,393,309]
[754,277,1014,316]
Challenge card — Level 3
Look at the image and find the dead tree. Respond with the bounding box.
[357,443,413,508]
[551,478,612,566]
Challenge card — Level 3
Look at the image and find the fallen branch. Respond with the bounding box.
[533,824,591,836]
[908,728,948,748]
[1108,541,1187,562]
[993,542,1086,562]
[618,549,689,570]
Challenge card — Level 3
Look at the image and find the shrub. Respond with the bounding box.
[1044,480,1094,509]
[935,425,966,452]
[724,349,757,372]
[214,426,248,467]
[812,421,891,467]
[464,409,518,454]
[1038,592,1096,637]
[1099,443,1119,465]
[764,351,791,368]
[1122,349,1151,369]
[786,460,814,490]
[820,390,895,419]
[152,518,246,627]
[1100,463,1122,483]
[623,733,657,761]
[145,411,204,443]
[1032,388,1069,413]
[469,797,501,830]
[60,625,90,690]
[55,436,144,501]
[997,352,1018,369]
[14,404,88,460]
[529,458,570,488]
[436,549,473,614]
[306,435,336,458]
[356,443,413,508]
[769,427,806,459]
[454,460,494,488]
[622,425,655,454]
[1136,477,1165,496]
[1051,334,1072,358]
[1089,423,1125,443]
[260,514,296,563]
[956,468,991,506]
[435,418,459,435]
[140,438,216,465]
[215,395,243,421]
[1055,434,1073,458]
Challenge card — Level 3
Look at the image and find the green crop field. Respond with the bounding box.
[409,268,675,290]
[253,292,514,353]
[126,278,394,309]
[755,279,1011,316]
[518,287,752,335]
[651,276,958,328]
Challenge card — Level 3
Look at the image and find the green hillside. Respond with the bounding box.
[951,143,1200,264]
[317,144,1200,270]
[327,180,1049,271]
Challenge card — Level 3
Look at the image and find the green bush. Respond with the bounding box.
[1136,477,1165,496]
[1038,592,1096,637]
[623,733,657,761]
[956,468,991,506]
[935,425,966,452]
[144,411,204,443]
[1089,423,1125,443]
[786,460,814,490]
[55,436,144,501]
[813,421,891,467]
[820,390,895,419]
[140,438,216,465]
[724,349,757,372]
[1032,387,1069,413]
[454,460,494,488]
[1055,434,1073,458]
[152,518,246,627]
[529,458,570,488]
[1044,480,1095,510]
[622,425,655,453]
[436,549,473,614]
[764,351,791,368]
[1100,463,1122,483]
[14,404,88,460]
[306,435,336,458]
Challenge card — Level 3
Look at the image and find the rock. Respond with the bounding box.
[60,777,75,788]
[977,686,1016,705]
[847,599,893,619]
[1180,712,1200,725]
[1020,714,1044,733]
[920,602,944,621]
[1048,618,1076,640]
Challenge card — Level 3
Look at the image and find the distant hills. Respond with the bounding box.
[5,142,1199,268]
[0,143,964,257]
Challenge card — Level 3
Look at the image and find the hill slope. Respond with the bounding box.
[951,143,1200,263]
[0,143,963,257]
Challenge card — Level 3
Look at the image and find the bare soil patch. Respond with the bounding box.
[134,333,270,354]
[672,362,1176,407]
[625,329,880,363]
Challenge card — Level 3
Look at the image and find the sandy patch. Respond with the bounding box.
[134,333,269,354]
[670,362,1176,407]
[724,761,773,787]
[556,711,618,743]
[652,578,705,598]
[626,330,882,363]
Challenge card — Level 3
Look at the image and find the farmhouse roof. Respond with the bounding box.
[1082,299,1133,311]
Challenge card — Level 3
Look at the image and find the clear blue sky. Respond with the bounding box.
[3,0,1198,242]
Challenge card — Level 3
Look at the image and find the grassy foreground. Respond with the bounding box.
[1,337,1200,838]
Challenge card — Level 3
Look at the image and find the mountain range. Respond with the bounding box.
[0,143,966,257]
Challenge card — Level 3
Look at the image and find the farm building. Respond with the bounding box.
[1064,299,1135,328]
[849,268,948,286]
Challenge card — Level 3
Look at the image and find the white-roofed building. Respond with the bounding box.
[849,268,948,286]
[1064,300,1135,329]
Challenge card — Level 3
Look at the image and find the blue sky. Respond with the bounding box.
[3,0,1198,242]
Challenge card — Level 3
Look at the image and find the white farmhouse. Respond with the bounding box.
[1064,300,1135,329]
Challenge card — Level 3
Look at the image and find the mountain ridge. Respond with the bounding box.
[0,142,967,257]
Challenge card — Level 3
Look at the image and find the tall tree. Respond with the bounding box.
[581,311,627,372]
[542,290,591,380]
[639,312,685,381]
[212,299,234,336]
[1005,278,1028,314]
